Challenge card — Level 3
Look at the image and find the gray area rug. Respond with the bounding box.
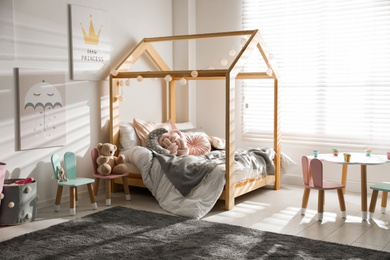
[0,206,389,259]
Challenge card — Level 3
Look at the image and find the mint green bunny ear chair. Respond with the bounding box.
[51,152,97,215]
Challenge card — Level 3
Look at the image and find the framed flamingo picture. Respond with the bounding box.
[17,68,66,150]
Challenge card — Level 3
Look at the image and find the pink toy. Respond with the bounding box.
[14,177,35,185]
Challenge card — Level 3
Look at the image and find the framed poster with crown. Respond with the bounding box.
[70,5,110,80]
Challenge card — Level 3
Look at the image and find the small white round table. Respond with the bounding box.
[307,153,389,220]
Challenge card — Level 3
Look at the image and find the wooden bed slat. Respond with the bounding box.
[113,70,273,80]
[143,30,257,42]
[219,176,276,199]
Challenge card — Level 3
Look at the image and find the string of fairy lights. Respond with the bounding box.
[112,37,275,102]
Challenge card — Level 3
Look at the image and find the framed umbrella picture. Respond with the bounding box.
[17,68,66,150]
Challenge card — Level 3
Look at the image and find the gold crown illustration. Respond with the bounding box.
[81,15,102,45]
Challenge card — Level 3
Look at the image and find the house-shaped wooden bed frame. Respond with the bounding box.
[109,29,281,210]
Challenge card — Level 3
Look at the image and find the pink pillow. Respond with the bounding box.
[186,134,211,155]
[159,129,189,156]
[133,118,176,147]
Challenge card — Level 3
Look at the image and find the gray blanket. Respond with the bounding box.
[153,148,275,197]
[154,153,218,197]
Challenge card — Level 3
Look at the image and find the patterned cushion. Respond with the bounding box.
[145,128,170,155]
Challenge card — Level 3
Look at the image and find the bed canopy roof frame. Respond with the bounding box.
[109,30,281,210]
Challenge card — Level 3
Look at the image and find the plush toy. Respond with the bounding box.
[56,166,67,182]
[96,143,128,175]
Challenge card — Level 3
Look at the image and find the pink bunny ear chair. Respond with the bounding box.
[91,148,131,206]
[301,156,347,221]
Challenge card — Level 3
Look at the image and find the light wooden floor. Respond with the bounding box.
[1,184,390,253]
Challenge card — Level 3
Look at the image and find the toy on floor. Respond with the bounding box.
[0,178,37,225]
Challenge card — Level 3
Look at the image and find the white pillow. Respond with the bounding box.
[174,121,195,130]
[119,121,140,150]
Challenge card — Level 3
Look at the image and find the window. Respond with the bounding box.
[241,0,390,149]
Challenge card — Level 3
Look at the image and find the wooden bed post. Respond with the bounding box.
[273,78,281,190]
[225,74,236,210]
[109,75,120,149]
[168,80,176,123]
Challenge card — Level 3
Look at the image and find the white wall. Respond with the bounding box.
[0,0,173,207]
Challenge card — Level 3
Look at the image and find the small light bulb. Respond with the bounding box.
[125,79,130,86]
[191,70,198,78]
[119,80,124,86]
[164,75,172,82]
[112,70,118,76]
[240,38,247,45]
[229,49,236,56]
[266,68,273,77]
[137,75,143,82]
[179,78,187,85]
[220,59,228,66]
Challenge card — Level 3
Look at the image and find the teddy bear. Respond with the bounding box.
[96,143,128,175]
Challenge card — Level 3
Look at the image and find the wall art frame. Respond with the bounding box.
[17,68,66,150]
[69,5,110,80]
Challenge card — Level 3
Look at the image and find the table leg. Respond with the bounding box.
[361,165,368,220]
[341,164,348,194]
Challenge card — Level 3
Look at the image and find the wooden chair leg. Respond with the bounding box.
[301,187,311,214]
[105,179,112,206]
[87,183,97,210]
[54,185,63,212]
[122,176,131,201]
[318,190,324,220]
[70,187,76,215]
[341,164,348,194]
[337,189,347,218]
[381,191,388,214]
[368,189,379,219]
[94,178,100,196]
[75,186,78,206]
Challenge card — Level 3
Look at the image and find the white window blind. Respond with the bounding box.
[241,0,390,149]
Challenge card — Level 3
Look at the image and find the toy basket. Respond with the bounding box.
[0,178,37,225]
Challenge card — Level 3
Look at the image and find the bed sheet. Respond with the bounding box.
[120,146,226,219]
